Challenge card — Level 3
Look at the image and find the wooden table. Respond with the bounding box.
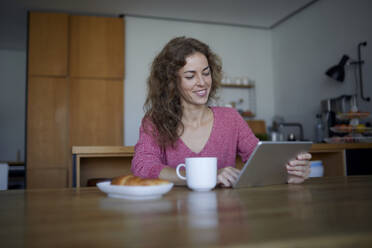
[1,176,372,247]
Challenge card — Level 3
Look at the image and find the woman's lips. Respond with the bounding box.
[194,89,207,97]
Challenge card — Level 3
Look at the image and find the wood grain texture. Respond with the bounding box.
[26,168,68,188]
[1,176,372,247]
[69,144,371,180]
[246,120,267,134]
[311,151,346,176]
[79,157,132,186]
[69,15,124,78]
[27,77,70,188]
[27,13,125,189]
[69,78,123,146]
[310,143,372,152]
[28,12,68,76]
[72,146,134,155]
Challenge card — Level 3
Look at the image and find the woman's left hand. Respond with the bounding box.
[286,152,312,184]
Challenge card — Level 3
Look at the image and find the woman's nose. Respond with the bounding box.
[196,74,206,86]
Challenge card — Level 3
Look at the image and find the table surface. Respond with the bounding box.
[1,176,372,247]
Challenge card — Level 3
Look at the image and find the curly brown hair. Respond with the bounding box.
[144,36,222,149]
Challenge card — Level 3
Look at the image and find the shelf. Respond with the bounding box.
[330,126,372,134]
[221,84,254,88]
[324,136,372,144]
[336,112,369,120]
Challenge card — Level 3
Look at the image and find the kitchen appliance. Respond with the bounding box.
[321,95,356,138]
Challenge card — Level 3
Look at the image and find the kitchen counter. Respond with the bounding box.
[309,143,372,177]
[72,143,372,187]
[310,142,372,152]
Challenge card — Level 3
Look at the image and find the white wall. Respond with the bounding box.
[272,0,372,140]
[0,50,26,161]
[124,16,274,145]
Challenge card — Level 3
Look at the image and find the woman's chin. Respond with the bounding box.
[181,95,210,107]
[193,98,209,106]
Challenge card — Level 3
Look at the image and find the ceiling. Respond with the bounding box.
[5,0,318,29]
[0,0,319,50]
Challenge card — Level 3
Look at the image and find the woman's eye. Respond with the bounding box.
[185,76,194,79]
[203,71,211,76]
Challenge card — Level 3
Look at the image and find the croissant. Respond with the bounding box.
[111,174,170,186]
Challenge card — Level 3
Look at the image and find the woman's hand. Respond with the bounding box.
[286,152,312,184]
[217,166,241,187]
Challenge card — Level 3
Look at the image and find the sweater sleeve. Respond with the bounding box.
[235,112,259,163]
[131,119,167,179]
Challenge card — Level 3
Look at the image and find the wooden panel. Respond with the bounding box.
[69,16,124,78]
[27,168,67,188]
[70,79,123,146]
[72,146,134,155]
[27,77,70,175]
[310,151,346,177]
[246,120,266,134]
[310,143,372,152]
[28,12,68,76]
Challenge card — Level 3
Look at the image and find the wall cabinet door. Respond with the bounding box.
[28,12,69,76]
[69,16,124,79]
[70,79,123,146]
[27,77,70,188]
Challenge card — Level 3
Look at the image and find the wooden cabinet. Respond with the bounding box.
[69,16,124,78]
[28,13,69,76]
[72,146,134,187]
[310,143,372,176]
[27,77,70,188]
[70,79,123,146]
[27,77,70,167]
[27,12,124,188]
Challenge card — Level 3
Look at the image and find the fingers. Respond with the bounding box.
[287,169,308,177]
[297,152,312,160]
[286,155,311,184]
[218,168,239,187]
[217,167,240,187]
[288,159,309,167]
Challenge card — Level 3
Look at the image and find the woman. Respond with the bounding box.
[131,36,311,187]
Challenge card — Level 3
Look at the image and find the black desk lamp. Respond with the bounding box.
[325,41,370,102]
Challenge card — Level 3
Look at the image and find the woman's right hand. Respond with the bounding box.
[217,167,241,187]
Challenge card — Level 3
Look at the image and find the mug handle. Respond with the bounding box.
[176,163,186,180]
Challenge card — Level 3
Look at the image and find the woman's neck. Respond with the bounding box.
[181,104,211,128]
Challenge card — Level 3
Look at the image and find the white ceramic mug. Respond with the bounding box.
[176,157,217,191]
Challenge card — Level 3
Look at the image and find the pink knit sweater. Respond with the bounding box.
[131,107,259,178]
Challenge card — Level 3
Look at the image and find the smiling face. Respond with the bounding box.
[178,52,212,108]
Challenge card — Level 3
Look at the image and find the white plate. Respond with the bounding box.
[96,181,174,200]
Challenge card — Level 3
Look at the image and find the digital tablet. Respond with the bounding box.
[233,141,312,188]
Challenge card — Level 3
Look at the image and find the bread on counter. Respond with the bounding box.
[111,174,170,186]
